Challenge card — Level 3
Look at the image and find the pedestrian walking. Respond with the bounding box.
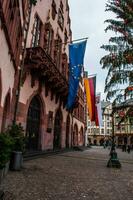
[122,145,124,152]
[103,141,106,149]
[108,140,112,150]
[124,144,127,152]
[127,145,131,154]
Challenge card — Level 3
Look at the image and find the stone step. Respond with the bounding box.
[23,148,73,161]
[72,146,91,151]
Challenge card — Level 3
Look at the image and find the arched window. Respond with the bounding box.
[80,127,84,144]
[58,2,64,30]
[54,35,62,70]
[73,124,78,146]
[51,0,57,20]
[44,23,53,56]
[62,53,68,78]
[1,93,10,132]
[31,15,42,47]
[66,115,70,148]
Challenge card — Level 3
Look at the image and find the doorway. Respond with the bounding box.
[26,96,41,151]
[66,115,70,148]
[53,109,63,149]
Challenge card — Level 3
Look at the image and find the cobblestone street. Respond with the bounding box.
[1,147,133,200]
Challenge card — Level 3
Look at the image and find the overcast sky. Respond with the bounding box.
[68,0,115,100]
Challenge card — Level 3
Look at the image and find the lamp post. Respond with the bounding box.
[107,108,121,168]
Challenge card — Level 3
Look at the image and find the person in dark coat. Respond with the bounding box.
[122,145,125,152]
[127,145,131,153]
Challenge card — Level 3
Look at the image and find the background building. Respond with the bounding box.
[114,98,133,147]
[87,101,112,145]
[0,0,85,151]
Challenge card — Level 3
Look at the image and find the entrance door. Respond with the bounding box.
[26,96,41,151]
[53,109,62,149]
[1,93,10,132]
[73,124,78,146]
[66,115,70,148]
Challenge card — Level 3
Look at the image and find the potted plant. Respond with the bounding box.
[0,133,14,184]
[6,123,25,171]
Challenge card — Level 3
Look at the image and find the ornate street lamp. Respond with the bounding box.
[107,107,121,168]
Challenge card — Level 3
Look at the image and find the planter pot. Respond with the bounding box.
[10,151,23,171]
[0,168,4,184]
[0,161,10,184]
[4,161,10,176]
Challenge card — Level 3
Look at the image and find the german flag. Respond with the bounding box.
[84,76,96,121]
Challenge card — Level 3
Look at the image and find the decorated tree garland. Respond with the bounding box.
[100,0,133,101]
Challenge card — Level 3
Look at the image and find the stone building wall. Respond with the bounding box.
[0,0,85,150]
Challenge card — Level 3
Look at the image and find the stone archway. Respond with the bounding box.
[80,126,84,145]
[100,139,104,146]
[53,108,63,149]
[73,123,78,146]
[66,115,70,148]
[26,95,41,151]
[1,92,10,132]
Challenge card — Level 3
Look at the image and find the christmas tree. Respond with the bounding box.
[100,0,133,102]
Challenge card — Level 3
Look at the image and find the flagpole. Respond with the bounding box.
[70,37,89,44]
[55,37,89,47]
[88,73,97,77]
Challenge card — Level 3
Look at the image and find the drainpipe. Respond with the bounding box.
[13,1,36,124]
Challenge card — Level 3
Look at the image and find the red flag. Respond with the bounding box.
[95,93,103,126]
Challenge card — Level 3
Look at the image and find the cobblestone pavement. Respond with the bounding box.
[1,147,133,200]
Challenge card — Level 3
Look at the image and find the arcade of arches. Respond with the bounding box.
[0,0,85,152]
[116,135,133,146]
[0,91,85,151]
[88,135,133,147]
[87,136,110,146]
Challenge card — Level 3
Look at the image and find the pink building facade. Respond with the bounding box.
[0,0,85,151]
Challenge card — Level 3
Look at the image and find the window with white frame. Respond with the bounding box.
[101,129,104,134]
[58,8,64,30]
[31,16,41,47]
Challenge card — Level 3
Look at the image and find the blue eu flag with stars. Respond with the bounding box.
[66,40,87,110]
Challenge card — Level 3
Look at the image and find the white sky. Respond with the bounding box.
[68,0,115,100]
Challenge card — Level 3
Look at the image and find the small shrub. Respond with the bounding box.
[0,134,14,169]
[6,123,25,153]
